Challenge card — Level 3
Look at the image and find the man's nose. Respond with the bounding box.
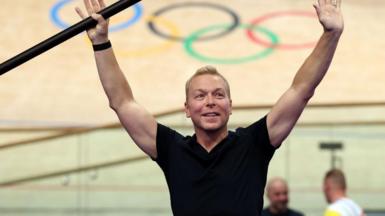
[206,95,215,106]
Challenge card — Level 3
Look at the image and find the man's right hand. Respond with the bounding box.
[75,0,110,44]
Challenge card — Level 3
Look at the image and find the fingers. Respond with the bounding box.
[90,0,101,12]
[83,0,105,15]
[83,0,93,15]
[314,0,340,10]
[312,4,318,14]
[75,7,86,19]
[313,1,321,15]
[91,13,107,26]
[336,0,342,9]
[99,0,106,8]
[75,0,109,44]
[77,0,108,21]
[313,1,319,9]
[318,0,326,7]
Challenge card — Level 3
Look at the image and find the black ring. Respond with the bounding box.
[147,2,240,41]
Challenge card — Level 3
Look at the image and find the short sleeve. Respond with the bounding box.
[244,115,276,154]
[153,123,179,171]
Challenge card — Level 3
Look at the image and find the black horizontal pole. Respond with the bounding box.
[0,0,141,75]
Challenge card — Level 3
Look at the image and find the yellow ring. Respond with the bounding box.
[115,15,180,57]
[83,16,180,57]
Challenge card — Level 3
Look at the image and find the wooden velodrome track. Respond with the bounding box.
[0,0,384,127]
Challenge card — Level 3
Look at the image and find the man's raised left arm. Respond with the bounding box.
[267,0,344,147]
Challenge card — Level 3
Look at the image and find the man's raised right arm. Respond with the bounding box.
[76,0,158,158]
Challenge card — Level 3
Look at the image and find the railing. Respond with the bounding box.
[1,102,385,215]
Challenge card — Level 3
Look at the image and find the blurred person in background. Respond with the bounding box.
[323,169,365,216]
[261,177,304,216]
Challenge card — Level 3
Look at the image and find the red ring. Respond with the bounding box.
[246,10,318,50]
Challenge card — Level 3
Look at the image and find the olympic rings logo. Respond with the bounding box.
[50,0,143,32]
[50,1,319,64]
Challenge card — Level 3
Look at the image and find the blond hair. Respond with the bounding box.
[185,65,231,100]
[324,169,347,190]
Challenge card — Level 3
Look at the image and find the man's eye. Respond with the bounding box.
[195,94,204,99]
[215,92,225,98]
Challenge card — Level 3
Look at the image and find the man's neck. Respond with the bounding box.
[195,128,228,152]
[269,206,287,215]
[330,191,346,203]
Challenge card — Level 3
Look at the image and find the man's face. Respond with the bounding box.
[267,181,289,213]
[185,74,232,133]
[323,178,333,203]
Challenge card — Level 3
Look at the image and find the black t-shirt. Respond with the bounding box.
[260,207,305,216]
[155,116,276,216]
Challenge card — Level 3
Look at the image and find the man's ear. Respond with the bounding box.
[184,101,191,118]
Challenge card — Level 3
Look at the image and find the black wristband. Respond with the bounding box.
[92,41,111,51]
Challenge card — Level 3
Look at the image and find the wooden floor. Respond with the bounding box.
[1,0,385,126]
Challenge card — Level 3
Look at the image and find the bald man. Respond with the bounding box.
[323,169,365,216]
[261,177,304,216]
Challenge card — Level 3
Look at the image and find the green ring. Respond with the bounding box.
[184,24,279,64]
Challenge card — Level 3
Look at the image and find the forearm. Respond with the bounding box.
[292,30,342,99]
[267,1,344,147]
[94,47,134,110]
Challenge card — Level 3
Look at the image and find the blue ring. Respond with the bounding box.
[50,0,143,32]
